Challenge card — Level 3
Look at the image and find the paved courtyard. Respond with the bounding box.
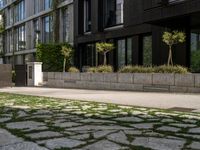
[0,93,200,150]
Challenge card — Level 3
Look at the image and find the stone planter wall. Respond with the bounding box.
[43,72,200,93]
[0,64,12,87]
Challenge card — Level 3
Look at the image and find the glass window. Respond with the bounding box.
[191,29,200,72]
[33,19,40,47]
[143,35,152,66]
[0,0,7,8]
[63,7,70,42]
[82,44,97,67]
[43,15,53,43]
[127,38,132,65]
[18,25,26,50]
[104,0,124,27]
[14,0,25,22]
[14,25,26,51]
[8,30,13,53]
[44,0,52,10]
[117,39,126,68]
[6,7,13,26]
[34,0,39,14]
[116,0,124,24]
[84,0,91,32]
[0,0,3,8]
[117,38,133,68]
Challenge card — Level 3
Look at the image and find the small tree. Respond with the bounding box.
[96,42,115,65]
[162,31,186,66]
[61,44,73,72]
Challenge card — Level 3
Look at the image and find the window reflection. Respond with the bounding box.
[191,29,200,72]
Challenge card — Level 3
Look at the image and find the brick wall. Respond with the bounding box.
[0,64,12,87]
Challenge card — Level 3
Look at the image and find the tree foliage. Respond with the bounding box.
[162,31,186,66]
[96,42,115,65]
[36,43,73,72]
[61,44,73,72]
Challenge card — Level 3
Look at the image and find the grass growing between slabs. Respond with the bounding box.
[0,92,200,150]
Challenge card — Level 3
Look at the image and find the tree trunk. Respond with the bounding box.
[168,45,172,66]
[103,52,107,65]
[63,58,66,72]
[170,50,173,66]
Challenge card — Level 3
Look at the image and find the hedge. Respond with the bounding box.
[87,65,113,73]
[36,43,72,72]
[118,65,188,74]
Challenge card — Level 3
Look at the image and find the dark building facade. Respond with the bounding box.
[74,0,200,72]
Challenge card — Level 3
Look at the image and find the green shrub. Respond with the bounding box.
[36,43,72,72]
[119,66,154,73]
[87,65,113,73]
[12,70,16,83]
[154,65,188,74]
[61,44,74,72]
[87,67,98,73]
[97,65,113,73]
[119,65,188,74]
[68,67,80,73]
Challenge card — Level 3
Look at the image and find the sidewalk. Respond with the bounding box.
[0,87,200,112]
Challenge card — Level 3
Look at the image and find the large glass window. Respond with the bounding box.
[118,39,126,68]
[43,15,53,43]
[5,31,10,53]
[44,0,52,10]
[143,35,152,66]
[84,0,91,32]
[0,0,7,8]
[104,0,124,27]
[33,19,40,47]
[15,25,26,51]
[14,0,25,23]
[82,44,97,67]
[6,7,13,26]
[34,0,40,14]
[8,30,13,53]
[18,25,26,51]
[191,29,200,72]
[63,7,70,42]
[127,38,132,65]
[117,38,133,68]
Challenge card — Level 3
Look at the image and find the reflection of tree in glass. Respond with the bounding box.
[143,36,152,67]
[191,50,200,73]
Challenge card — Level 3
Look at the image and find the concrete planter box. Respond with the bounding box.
[134,73,152,85]
[43,72,200,93]
[91,73,104,82]
[104,73,118,83]
[153,73,174,86]
[175,74,195,87]
[48,72,55,79]
[55,72,63,80]
[118,73,133,83]
[80,73,91,81]
[195,74,200,87]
